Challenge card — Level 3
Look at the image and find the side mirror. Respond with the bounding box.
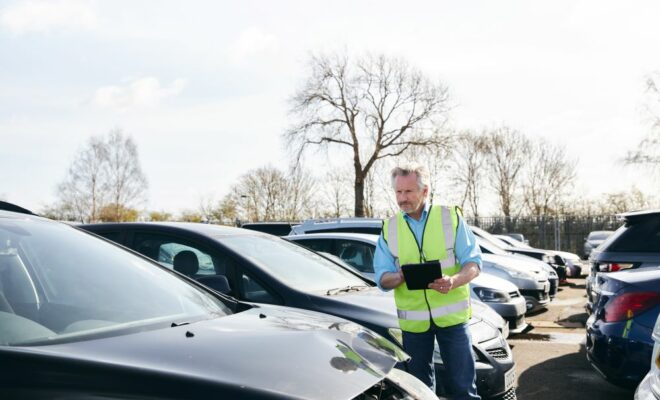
[196,275,231,295]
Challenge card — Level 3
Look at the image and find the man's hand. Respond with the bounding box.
[428,262,479,294]
[428,276,454,294]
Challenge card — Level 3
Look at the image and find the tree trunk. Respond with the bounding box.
[354,173,365,217]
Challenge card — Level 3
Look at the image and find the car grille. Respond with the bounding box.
[487,347,511,360]
[495,388,518,400]
[354,379,410,399]
[509,291,520,298]
[520,290,548,301]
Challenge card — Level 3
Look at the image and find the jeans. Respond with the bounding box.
[402,322,481,400]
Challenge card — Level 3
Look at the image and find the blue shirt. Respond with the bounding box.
[374,203,482,291]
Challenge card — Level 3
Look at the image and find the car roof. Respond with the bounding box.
[285,232,380,242]
[83,222,264,238]
[619,209,660,224]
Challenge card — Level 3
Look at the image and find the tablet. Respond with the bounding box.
[401,261,443,290]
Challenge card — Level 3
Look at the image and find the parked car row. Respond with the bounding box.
[0,206,440,399]
[80,221,517,399]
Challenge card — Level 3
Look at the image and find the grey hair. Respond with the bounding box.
[391,164,430,190]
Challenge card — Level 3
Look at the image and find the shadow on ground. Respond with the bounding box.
[516,345,634,400]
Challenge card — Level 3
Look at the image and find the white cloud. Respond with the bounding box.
[228,27,278,63]
[91,77,187,110]
[0,0,97,34]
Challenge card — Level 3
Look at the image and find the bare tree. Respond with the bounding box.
[522,139,577,215]
[625,73,660,176]
[54,130,148,223]
[283,166,316,221]
[230,165,315,222]
[319,168,352,218]
[447,131,489,218]
[103,130,148,221]
[56,136,109,222]
[286,52,451,216]
[485,126,531,219]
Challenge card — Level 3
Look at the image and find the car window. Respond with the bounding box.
[239,272,282,305]
[334,240,375,273]
[294,238,333,253]
[133,233,219,276]
[0,220,231,346]
[606,219,660,253]
[215,234,366,293]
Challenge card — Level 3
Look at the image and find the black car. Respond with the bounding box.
[0,208,436,399]
[586,210,660,311]
[586,267,660,388]
[81,222,518,399]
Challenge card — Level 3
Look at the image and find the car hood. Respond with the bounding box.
[482,253,546,276]
[318,287,499,345]
[3,305,407,399]
[472,272,518,292]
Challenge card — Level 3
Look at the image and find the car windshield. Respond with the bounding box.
[588,231,613,241]
[471,226,514,250]
[0,216,231,346]
[215,234,367,292]
[476,237,510,256]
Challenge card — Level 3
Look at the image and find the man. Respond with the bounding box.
[374,164,482,400]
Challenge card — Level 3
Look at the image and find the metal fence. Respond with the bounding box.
[465,215,623,257]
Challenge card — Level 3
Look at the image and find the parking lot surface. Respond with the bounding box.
[509,276,635,400]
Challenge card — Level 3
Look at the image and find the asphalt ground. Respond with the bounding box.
[508,274,636,400]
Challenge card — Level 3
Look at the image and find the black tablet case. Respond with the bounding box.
[401,261,443,290]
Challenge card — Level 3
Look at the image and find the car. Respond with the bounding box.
[285,232,528,334]
[80,222,518,399]
[316,250,513,339]
[586,210,660,312]
[476,238,552,313]
[502,233,527,245]
[583,230,614,260]
[241,222,297,236]
[495,234,584,278]
[471,226,568,283]
[0,206,437,399]
[634,314,660,399]
[586,267,660,388]
[289,218,383,235]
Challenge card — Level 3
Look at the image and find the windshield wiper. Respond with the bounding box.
[170,321,191,327]
[326,285,370,296]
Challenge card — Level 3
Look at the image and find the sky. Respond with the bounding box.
[1,0,658,215]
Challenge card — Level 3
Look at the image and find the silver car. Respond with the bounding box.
[285,232,528,333]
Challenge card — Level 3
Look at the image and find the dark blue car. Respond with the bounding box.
[586,267,660,388]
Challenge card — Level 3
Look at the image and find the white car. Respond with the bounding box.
[634,314,660,399]
[495,234,583,278]
[285,232,528,334]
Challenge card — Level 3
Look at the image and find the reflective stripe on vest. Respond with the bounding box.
[383,205,471,332]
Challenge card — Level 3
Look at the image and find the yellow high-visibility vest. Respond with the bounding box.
[383,205,471,332]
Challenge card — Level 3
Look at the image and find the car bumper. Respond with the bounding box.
[485,297,527,331]
[520,286,550,312]
[585,320,654,387]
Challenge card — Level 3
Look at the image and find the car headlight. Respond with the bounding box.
[473,287,511,303]
[506,268,533,279]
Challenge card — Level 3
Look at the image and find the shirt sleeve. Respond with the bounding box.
[373,233,399,291]
[455,216,482,270]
